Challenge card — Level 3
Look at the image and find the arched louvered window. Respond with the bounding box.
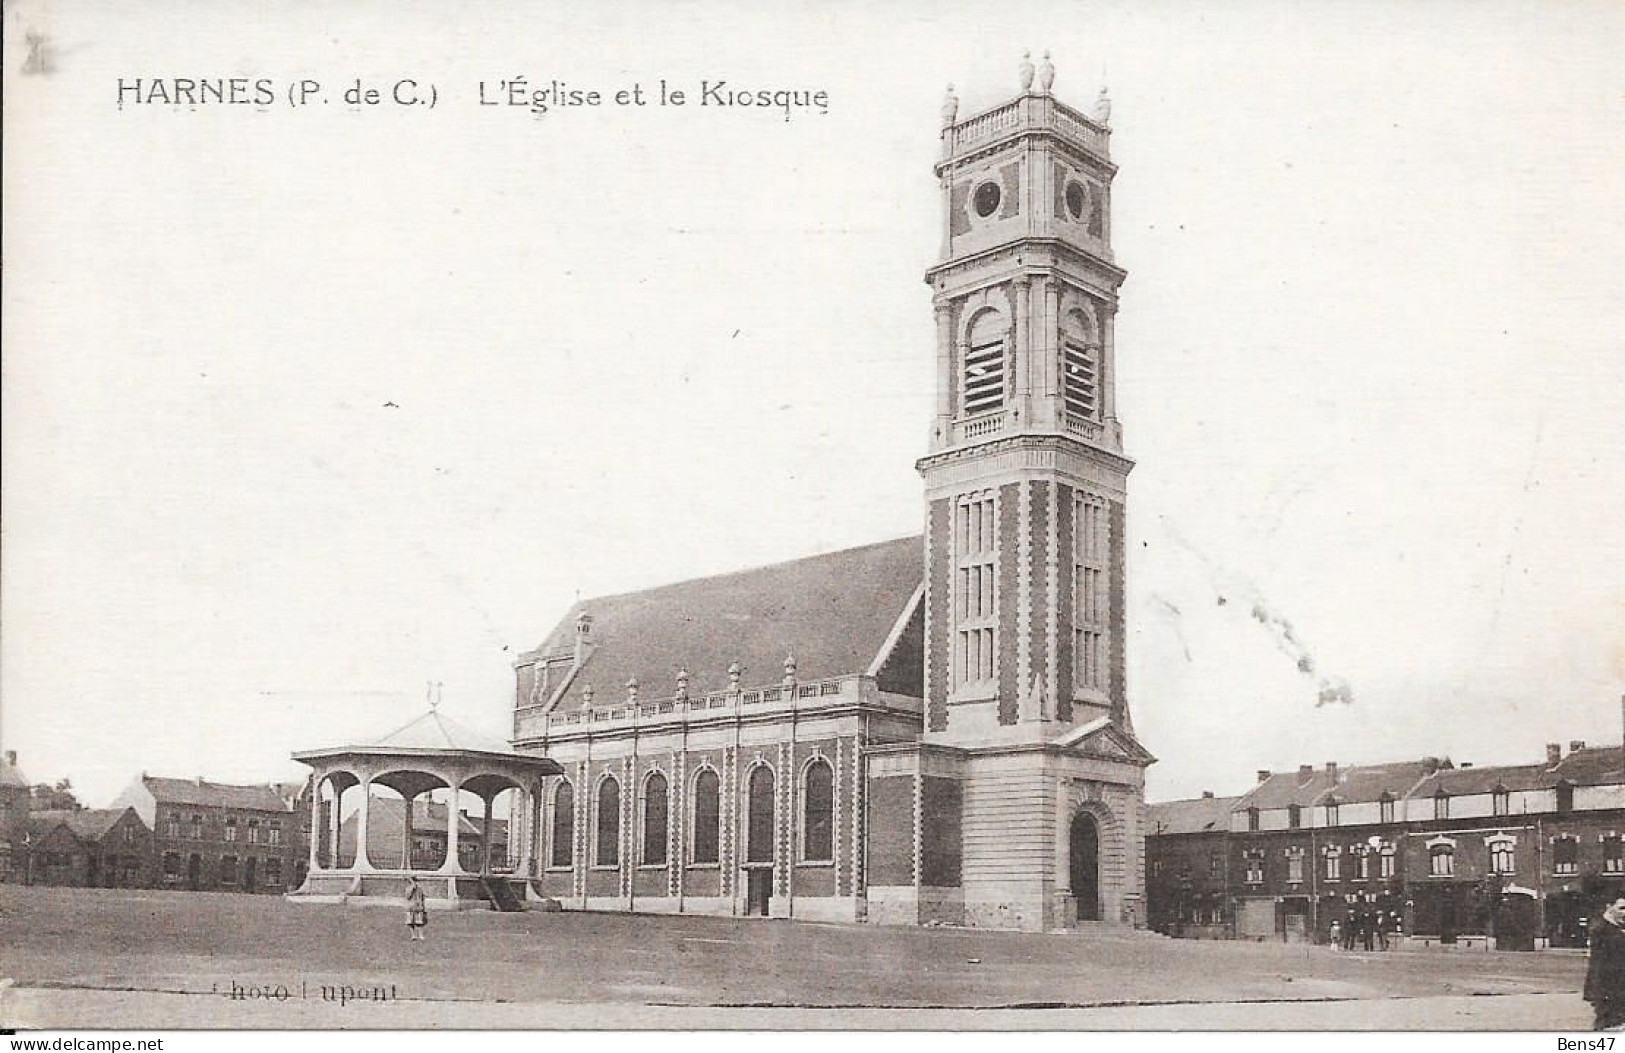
[1062,308,1100,422]
[963,310,1006,416]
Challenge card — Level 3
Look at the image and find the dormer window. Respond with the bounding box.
[1492,786,1510,817]
[1434,792,1450,820]
[1379,792,1395,824]
[1556,780,1574,814]
[1324,801,1340,827]
[1247,807,1260,832]
[1287,804,1302,829]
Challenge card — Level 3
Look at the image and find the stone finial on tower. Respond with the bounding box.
[726,661,743,694]
[675,667,690,702]
[1019,50,1035,92]
[1095,84,1112,125]
[626,677,639,703]
[782,653,798,691]
[941,83,959,127]
[581,683,595,708]
[1037,50,1055,94]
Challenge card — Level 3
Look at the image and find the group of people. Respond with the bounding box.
[1328,908,1401,952]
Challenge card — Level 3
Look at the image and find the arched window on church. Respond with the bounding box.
[962,310,1006,416]
[1062,308,1100,422]
[692,769,720,864]
[642,771,668,866]
[802,760,834,862]
[746,766,775,864]
[549,780,573,869]
[596,776,621,867]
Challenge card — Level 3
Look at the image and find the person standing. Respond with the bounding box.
[405,877,429,942]
[1584,895,1625,1030]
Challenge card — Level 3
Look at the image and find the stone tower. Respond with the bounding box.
[908,57,1152,930]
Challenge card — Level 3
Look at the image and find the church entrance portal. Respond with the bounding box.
[745,867,772,916]
[1069,812,1101,922]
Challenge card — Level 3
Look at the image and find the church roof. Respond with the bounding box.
[535,536,924,708]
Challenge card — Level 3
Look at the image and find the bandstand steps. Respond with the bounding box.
[480,876,526,912]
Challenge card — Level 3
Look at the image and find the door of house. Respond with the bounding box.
[187,854,201,890]
[746,867,772,916]
[244,856,257,892]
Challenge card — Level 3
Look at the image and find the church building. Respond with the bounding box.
[509,59,1154,931]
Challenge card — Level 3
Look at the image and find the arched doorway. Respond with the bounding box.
[744,765,775,916]
[1069,812,1100,922]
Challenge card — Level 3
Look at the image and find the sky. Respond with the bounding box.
[3,0,1624,808]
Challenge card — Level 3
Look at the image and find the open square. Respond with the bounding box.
[0,886,1594,1029]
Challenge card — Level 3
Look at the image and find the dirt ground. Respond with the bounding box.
[0,885,1594,1030]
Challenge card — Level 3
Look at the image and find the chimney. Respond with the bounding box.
[195,775,205,786]
[1256,769,1272,784]
[1460,762,1473,769]
[574,611,594,665]
[1298,764,1314,781]
[1570,740,1587,753]
[1547,743,1562,766]
[1201,790,1214,799]
[1421,756,1441,776]
[1326,761,1339,781]
[3,750,15,767]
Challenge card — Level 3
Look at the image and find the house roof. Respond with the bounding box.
[1319,760,1443,805]
[533,536,924,708]
[1148,795,1240,835]
[1412,762,1551,798]
[340,796,507,839]
[142,776,293,813]
[0,755,27,790]
[29,808,136,842]
[1545,746,1625,787]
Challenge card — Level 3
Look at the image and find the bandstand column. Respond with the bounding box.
[307,774,322,874]
[402,794,415,870]
[482,795,495,874]
[442,781,463,874]
[355,777,375,871]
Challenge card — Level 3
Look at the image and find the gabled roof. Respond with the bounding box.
[142,776,292,813]
[1148,795,1240,835]
[29,808,138,842]
[534,536,924,708]
[1545,746,1625,787]
[1239,758,1453,811]
[1236,767,1339,811]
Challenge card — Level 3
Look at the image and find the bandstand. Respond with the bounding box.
[288,705,561,910]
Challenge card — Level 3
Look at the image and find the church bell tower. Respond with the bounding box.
[919,53,1135,747]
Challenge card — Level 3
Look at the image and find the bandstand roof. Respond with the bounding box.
[292,707,561,775]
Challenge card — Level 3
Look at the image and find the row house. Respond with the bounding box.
[1147,740,1625,947]
[22,808,152,888]
[0,752,29,882]
[111,774,311,894]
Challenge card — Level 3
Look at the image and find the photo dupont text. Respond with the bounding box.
[113,76,831,120]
